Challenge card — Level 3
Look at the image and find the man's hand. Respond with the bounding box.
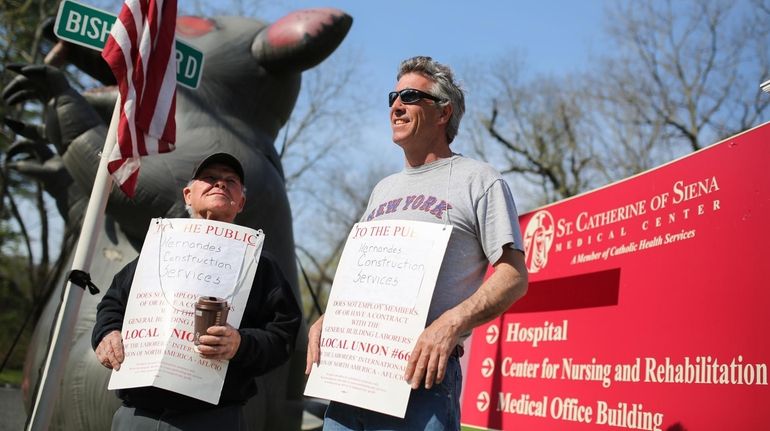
[404,312,461,390]
[305,315,324,374]
[95,330,124,371]
[405,248,528,390]
[196,324,241,360]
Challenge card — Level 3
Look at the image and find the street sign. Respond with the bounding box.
[53,0,203,89]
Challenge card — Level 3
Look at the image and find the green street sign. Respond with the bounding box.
[54,0,203,89]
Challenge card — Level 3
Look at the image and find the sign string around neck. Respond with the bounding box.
[410,155,455,305]
[154,218,262,315]
[443,155,454,230]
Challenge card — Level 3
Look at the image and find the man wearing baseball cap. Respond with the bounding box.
[92,153,301,430]
[185,152,247,220]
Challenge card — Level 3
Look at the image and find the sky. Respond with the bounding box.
[262,0,610,77]
[256,0,614,171]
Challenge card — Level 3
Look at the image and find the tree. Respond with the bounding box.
[471,0,770,208]
[0,0,62,371]
[293,165,390,320]
[278,47,395,318]
[279,49,367,189]
[597,0,770,155]
[468,56,600,206]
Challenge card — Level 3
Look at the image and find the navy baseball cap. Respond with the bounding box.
[192,153,245,184]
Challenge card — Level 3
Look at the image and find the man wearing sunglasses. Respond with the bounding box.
[307,56,529,430]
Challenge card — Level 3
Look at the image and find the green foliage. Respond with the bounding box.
[0,368,24,385]
[0,0,62,374]
[0,255,36,372]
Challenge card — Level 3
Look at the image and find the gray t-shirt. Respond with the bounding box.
[362,154,524,324]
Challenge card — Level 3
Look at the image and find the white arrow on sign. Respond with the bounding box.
[485,325,499,344]
[481,357,495,378]
[476,391,490,412]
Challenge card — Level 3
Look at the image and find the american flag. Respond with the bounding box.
[102,0,177,197]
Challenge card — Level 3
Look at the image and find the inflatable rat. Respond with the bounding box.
[2,8,351,430]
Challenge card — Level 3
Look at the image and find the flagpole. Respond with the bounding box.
[26,99,121,431]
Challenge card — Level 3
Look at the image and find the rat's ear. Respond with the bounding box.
[251,9,352,73]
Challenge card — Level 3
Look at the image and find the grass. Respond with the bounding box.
[0,368,23,386]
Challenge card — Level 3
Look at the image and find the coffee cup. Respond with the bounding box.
[194,296,229,345]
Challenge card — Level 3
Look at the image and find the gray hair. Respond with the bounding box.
[184,179,247,217]
[397,56,465,144]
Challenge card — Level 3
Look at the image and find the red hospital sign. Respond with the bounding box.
[462,122,770,431]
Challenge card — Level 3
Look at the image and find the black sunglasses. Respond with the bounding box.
[388,88,443,107]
